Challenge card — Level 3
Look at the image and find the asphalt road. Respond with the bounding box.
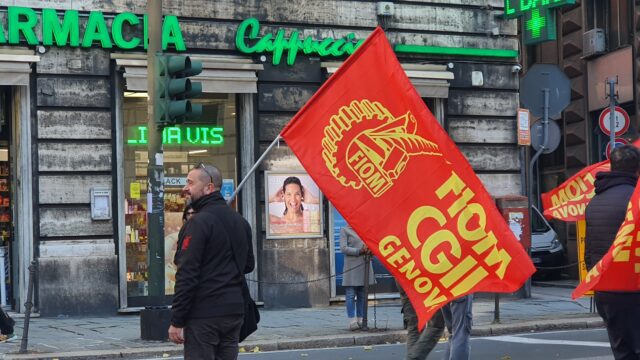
[141,328,614,360]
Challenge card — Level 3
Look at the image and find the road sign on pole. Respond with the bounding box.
[604,138,630,159]
[520,64,571,119]
[598,106,630,137]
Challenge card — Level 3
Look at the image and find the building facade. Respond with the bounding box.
[0,0,522,316]
[524,0,638,277]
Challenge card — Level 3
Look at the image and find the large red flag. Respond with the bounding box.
[541,161,609,221]
[280,27,535,328]
[572,180,640,298]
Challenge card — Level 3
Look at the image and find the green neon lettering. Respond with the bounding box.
[42,9,80,47]
[235,17,260,53]
[210,127,224,145]
[235,18,361,65]
[166,127,181,144]
[8,7,39,45]
[81,11,112,48]
[143,14,148,50]
[186,127,200,144]
[126,126,224,146]
[520,0,532,11]
[504,0,517,16]
[112,12,140,49]
[162,15,186,51]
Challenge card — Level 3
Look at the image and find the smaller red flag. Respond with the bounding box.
[573,180,640,298]
[541,161,609,221]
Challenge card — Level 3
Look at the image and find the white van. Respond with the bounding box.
[531,206,565,277]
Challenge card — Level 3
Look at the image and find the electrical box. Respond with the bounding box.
[376,2,394,16]
[583,28,605,58]
[90,187,112,220]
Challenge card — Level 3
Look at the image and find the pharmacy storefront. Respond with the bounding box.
[1,2,520,315]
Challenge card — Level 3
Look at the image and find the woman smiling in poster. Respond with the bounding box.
[267,173,322,237]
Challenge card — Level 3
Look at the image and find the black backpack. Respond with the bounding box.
[0,308,15,335]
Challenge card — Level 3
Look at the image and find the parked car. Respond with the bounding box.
[531,206,565,278]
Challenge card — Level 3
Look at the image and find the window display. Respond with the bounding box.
[122,93,237,305]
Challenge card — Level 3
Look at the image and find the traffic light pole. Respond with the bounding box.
[147,0,165,303]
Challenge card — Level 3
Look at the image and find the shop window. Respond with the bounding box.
[122,92,237,306]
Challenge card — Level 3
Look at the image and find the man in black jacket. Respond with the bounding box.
[585,144,640,360]
[169,163,254,360]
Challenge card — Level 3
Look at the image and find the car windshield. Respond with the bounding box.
[531,206,550,233]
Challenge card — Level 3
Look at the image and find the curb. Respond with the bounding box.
[1,317,605,360]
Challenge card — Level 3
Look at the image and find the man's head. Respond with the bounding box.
[610,145,640,175]
[182,163,223,202]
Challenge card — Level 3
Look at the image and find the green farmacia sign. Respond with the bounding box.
[504,0,575,45]
[0,6,186,51]
[236,17,363,66]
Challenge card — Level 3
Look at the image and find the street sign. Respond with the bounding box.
[531,119,561,154]
[604,138,630,159]
[517,108,531,146]
[598,106,630,137]
[520,64,571,119]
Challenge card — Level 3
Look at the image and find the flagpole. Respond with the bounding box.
[227,135,282,205]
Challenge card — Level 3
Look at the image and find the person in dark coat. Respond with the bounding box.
[584,144,640,360]
[168,164,254,360]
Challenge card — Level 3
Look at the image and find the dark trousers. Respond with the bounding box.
[0,308,14,335]
[397,280,445,360]
[595,292,640,360]
[184,315,243,360]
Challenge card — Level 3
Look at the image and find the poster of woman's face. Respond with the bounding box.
[265,171,323,239]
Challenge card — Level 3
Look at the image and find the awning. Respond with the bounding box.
[322,62,453,98]
[0,49,40,86]
[113,54,264,94]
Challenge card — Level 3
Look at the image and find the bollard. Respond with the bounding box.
[493,293,500,324]
[19,260,37,354]
[361,253,371,331]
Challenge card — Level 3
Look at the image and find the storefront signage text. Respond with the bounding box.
[503,0,575,45]
[236,17,363,66]
[127,126,224,146]
[0,6,186,51]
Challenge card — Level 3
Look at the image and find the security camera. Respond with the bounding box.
[511,64,522,73]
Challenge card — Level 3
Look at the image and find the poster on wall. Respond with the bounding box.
[265,171,323,239]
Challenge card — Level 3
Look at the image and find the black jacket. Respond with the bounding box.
[171,191,254,327]
[584,171,638,269]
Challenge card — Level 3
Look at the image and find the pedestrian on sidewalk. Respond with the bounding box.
[0,307,15,343]
[441,294,473,360]
[340,224,375,330]
[168,164,255,360]
[585,145,640,360]
[396,279,444,360]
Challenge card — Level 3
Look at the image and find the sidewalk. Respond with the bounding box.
[0,284,603,360]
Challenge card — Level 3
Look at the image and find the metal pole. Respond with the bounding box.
[361,253,371,331]
[493,293,500,324]
[19,261,36,354]
[608,79,616,153]
[227,135,282,205]
[147,0,164,301]
[526,88,550,299]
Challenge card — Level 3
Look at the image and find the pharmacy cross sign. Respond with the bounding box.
[504,0,576,45]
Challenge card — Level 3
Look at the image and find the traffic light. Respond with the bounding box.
[155,54,203,127]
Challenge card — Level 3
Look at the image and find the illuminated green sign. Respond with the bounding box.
[504,0,575,45]
[127,126,224,146]
[0,6,186,51]
[236,17,363,66]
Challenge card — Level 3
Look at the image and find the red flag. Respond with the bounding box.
[541,139,640,222]
[280,27,535,328]
[541,161,609,221]
[572,180,640,298]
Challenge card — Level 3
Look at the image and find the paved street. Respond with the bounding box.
[134,328,613,360]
